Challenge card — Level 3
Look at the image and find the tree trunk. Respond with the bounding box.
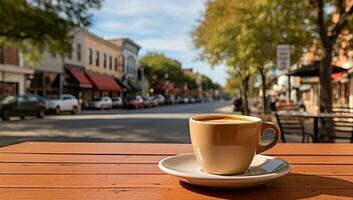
[0,45,4,63]
[259,67,267,114]
[319,45,334,142]
[319,47,333,113]
[241,75,250,115]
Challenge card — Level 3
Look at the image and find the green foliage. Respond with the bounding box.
[140,52,186,88]
[0,0,101,61]
[184,74,198,90]
[192,0,312,73]
[140,52,217,91]
[202,76,218,90]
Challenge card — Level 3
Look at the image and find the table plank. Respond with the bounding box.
[0,153,352,165]
[1,142,353,156]
[1,188,352,200]
[0,143,352,200]
[0,163,352,175]
[0,153,165,164]
[0,174,351,189]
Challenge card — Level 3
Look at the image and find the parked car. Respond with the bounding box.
[164,95,175,105]
[203,96,213,102]
[149,96,159,107]
[189,96,196,103]
[46,94,78,115]
[176,96,189,104]
[142,96,152,108]
[195,96,202,103]
[124,96,144,109]
[112,97,123,108]
[154,94,165,106]
[89,97,113,109]
[0,94,47,121]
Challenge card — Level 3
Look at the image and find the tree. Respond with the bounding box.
[191,0,261,114]
[192,0,310,114]
[140,52,193,94]
[140,52,185,86]
[0,0,101,58]
[249,0,353,112]
[202,76,218,91]
[309,0,353,112]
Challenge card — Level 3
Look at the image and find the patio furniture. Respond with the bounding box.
[326,107,353,142]
[276,111,353,143]
[275,113,313,143]
[0,142,352,199]
[331,106,353,114]
[320,117,353,143]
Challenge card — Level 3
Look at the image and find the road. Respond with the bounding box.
[0,101,234,147]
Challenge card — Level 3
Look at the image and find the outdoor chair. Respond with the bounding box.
[331,106,353,114]
[275,113,313,143]
[320,115,353,143]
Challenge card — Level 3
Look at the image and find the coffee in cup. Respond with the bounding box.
[189,114,280,175]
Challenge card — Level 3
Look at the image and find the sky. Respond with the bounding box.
[89,0,228,86]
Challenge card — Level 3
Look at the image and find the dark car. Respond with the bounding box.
[0,95,47,121]
[124,95,144,109]
[194,96,202,103]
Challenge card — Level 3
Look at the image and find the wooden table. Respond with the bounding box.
[277,111,353,142]
[0,142,352,199]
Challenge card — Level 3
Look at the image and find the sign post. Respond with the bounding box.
[277,44,291,101]
[277,45,291,71]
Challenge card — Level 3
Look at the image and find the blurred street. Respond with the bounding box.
[0,101,234,147]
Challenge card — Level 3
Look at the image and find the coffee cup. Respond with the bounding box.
[189,114,280,175]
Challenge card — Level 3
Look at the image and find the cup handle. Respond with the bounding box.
[256,121,281,154]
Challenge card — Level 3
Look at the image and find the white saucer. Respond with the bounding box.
[159,153,290,188]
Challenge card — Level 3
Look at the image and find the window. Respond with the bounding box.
[96,51,99,66]
[114,57,118,71]
[109,56,112,70]
[128,56,136,74]
[103,53,107,68]
[17,97,25,103]
[125,57,128,73]
[77,43,82,61]
[26,95,38,102]
[67,48,72,59]
[88,48,93,65]
[62,95,73,100]
[119,55,124,71]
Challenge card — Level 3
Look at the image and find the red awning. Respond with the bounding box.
[86,71,122,92]
[331,71,345,81]
[67,69,92,88]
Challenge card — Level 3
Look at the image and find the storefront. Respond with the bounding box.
[85,71,122,99]
[65,67,93,108]
[28,71,63,98]
[0,64,34,100]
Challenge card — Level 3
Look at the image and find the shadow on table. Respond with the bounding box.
[180,173,353,200]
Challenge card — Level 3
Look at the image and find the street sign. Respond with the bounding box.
[277,45,291,70]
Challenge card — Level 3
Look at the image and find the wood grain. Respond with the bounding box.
[1,142,353,156]
[0,174,351,188]
[0,153,352,165]
[0,163,352,176]
[1,188,353,200]
[0,142,352,200]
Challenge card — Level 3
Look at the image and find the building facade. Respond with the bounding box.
[2,28,142,104]
[109,38,142,94]
[62,29,142,106]
[25,51,64,98]
[0,46,34,100]
[63,29,124,106]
